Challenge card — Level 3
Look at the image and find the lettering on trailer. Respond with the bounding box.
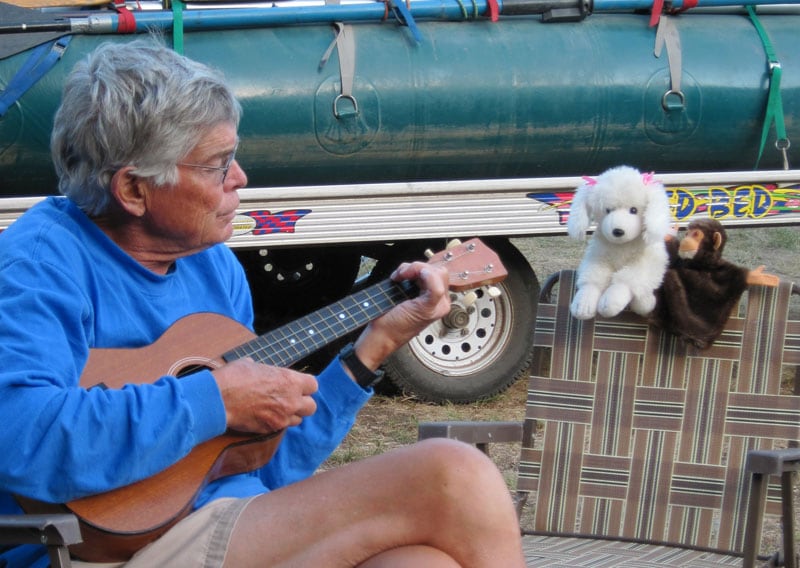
[528,183,800,225]
[669,184,800,220]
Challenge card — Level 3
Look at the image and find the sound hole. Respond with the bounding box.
[175,364,210,378]
[167,357,219,379]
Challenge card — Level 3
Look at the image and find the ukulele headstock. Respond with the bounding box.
[425,239,508,292]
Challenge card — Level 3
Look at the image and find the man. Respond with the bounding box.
[0,37,525,567]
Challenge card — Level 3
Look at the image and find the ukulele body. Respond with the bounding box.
[19,314,284,562]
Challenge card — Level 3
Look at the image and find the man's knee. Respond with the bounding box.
[406,438,519,533]
[414,436,489,460]
[412,438,506,489]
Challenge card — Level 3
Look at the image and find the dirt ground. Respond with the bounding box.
[322,226,800,555]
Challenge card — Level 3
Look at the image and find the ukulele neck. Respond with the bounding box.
[222,278,418,368]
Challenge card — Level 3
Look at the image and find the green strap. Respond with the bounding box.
[172,0,185,55]
[746,6,790,170]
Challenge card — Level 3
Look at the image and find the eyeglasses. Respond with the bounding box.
[177,143,239,185]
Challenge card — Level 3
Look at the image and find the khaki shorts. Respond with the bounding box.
[72,497,253,568]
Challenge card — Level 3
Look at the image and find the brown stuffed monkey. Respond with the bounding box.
[649,219,778,349]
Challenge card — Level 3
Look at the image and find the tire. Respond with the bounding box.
[383,238,540,403]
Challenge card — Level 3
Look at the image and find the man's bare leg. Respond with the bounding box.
[224,438,525,568]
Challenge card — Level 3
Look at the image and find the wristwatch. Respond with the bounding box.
[339,343,384,389]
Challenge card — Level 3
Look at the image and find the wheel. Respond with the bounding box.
[383,238,540,403]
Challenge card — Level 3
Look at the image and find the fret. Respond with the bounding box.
[222,279,417,367]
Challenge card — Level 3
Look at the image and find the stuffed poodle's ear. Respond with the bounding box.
[567,181,593,240]
[642,181,672,244]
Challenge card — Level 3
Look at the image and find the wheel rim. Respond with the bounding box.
[407,284,513,377]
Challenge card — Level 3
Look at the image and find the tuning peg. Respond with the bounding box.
[461,291,478,308]
[486,286,502,298]
[445,239,462,249]
[424,249,434,258]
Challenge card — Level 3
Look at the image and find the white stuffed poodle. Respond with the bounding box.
[567,165,672,320]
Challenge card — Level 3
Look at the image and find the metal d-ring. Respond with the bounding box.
[776,138,791,170]
[333,93,359,119]
[661,89,685,111]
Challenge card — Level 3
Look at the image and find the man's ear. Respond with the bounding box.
[110,167,147,217]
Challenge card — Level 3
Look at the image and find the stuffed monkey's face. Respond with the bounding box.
[598,206,643,244]
[678,228,704,259]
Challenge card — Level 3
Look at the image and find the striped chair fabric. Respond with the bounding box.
[517,270,800,566]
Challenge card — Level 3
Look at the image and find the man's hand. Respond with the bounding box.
[213,358,318,433]
[352,261,451,372]
[215,261,449,422]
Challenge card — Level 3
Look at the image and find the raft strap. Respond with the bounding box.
[747,5,790,170]
[172,0,185,54]
[112,0,136,33]
[0,35,71,118]
[327,22,358,119]
[653,15,684,112]
[320,0,358,119]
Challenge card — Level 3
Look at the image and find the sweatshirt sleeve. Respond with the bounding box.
[0,257,228,502]
[257,357,372,489]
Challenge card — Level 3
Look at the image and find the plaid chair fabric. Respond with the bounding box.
[517,270,800,566]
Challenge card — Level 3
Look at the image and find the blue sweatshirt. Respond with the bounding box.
[0,197,370,567]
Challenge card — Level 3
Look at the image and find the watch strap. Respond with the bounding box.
[339,343,384,389]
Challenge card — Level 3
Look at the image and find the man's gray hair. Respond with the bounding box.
[51,37,242,216]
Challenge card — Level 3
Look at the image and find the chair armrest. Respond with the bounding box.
[743,449,800,568]
[745,448,800,475]
[0,514,81,547]
[0,514,82,568]
[418,421,522,454]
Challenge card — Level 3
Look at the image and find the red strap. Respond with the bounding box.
[672,0,698,13]
[486,0,499,22]
[651,0,697,26]
[112,0,137,33]
[649,0,664,26]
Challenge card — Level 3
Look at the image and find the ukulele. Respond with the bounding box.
[17,238,507,562]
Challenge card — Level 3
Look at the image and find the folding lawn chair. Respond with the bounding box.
[420,269,800,567]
